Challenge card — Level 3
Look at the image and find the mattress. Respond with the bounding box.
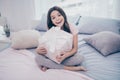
[77,34,120,80]
[28,33,120,80]
[0,33,120,80]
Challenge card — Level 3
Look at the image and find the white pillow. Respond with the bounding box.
[38,27,73,64]
[11,30,41,49]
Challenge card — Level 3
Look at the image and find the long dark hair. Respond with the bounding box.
[47,6,71,33]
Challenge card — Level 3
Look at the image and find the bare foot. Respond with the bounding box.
[64,66,87,71]
[41,66,48,72]
[79,66,87,71]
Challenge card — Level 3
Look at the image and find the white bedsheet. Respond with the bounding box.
[0,48,93,80]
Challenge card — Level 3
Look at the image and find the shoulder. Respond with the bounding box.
[69,23,79,35]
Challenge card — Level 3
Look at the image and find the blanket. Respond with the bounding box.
[0,48,94,80]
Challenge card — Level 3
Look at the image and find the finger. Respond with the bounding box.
[56,55,61,59]
[39,48,46,51]
[56,57,61,62]
[42,49,47,53]
[61,51,66,54]
[56,58,62,62]
[39,48,45,50]
[40,49,45,51]
[59,53,64,56]
[41,51,47,54]
[56,55,59,59]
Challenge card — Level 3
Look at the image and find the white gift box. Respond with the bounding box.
[38,27,73,64]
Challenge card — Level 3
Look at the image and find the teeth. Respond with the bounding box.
[57,21,60,23]
[56,21,61,24]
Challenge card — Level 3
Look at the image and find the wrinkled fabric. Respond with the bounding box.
[38,27,73,63]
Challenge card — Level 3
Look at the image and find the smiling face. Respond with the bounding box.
[50,10,65,27]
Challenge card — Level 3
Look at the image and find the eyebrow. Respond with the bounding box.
[51,11,61,18]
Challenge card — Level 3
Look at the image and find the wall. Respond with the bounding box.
[0,0,120,31]
[34,0,60,20]
[113,0,120,19]
[0,0,35,31]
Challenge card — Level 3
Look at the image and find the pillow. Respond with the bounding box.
[35,14,48,31]
[11,30,41,49]
[38,27,73,64]
[78,16,120,34]
[0,25,5,34]
[84,31,120,56]
[67,14,81,25]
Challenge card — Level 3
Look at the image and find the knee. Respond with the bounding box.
[35,55,46,66]
[79,55,84,63]
[75,54,84,64]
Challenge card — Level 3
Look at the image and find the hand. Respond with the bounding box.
[56,52,67,63]
[36,47,47,55]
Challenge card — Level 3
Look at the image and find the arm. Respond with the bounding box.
[65,23,79,57]
[36,47,47,55]
[65,34,78,57]
[56,34,78,62]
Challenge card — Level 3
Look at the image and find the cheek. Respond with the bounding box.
[62,19,65,24]
[62,17,65,22]
[52,20,56,25]
[53,21,55,24]
[51,19,55,23]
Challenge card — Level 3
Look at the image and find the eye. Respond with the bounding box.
[58,14,61,17]
[51,17,55,20]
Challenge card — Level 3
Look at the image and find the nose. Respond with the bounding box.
[56,17,60,21]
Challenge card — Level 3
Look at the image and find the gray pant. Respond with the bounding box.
[35,52,84,69]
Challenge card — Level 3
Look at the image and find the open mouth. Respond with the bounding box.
[56,20,62,25]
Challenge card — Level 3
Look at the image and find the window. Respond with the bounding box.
[34,0,118,20]
[58,0,114,18]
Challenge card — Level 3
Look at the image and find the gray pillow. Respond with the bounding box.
[67,14,81,25]
[78,16,120,34]
[84,31,120,56]
[35,14,47,31]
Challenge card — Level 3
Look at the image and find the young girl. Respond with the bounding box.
[36,6,86,71]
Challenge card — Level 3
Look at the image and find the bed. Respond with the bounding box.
[0,15,120,80]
